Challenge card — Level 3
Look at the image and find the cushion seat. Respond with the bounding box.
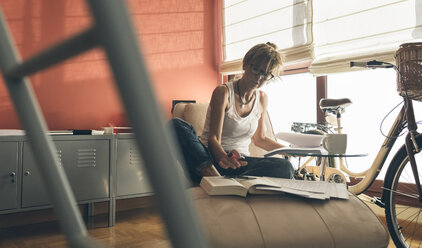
[191,187,389,248]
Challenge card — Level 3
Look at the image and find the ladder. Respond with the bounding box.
[0,1,208,247]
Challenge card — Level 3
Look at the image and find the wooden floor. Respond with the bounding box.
[0,198,407,248]
[0,203,171,248]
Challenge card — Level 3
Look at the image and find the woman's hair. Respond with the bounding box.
[242,42,282,75]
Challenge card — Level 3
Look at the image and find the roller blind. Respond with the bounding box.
[310,0,422,75]
[221,0,313,74]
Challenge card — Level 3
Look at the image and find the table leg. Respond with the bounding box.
[87,203,94,217]
[320,157,327,181]
[108,197,116,227]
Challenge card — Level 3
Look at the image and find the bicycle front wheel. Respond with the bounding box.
[384,135,422,248]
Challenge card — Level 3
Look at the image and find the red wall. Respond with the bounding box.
[0,0,220,130]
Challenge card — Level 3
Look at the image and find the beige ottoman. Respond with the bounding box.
[191,187,389,248]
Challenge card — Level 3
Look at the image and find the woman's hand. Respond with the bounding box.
[217,149,248,170]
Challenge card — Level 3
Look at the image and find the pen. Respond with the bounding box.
[224,175,256,180]
[227,151,245,160]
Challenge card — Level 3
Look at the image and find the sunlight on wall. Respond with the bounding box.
[263,73,316,135]
[0,0,217,129]
[328,69,422,179]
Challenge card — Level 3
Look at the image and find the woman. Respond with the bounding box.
[171,42,294,183]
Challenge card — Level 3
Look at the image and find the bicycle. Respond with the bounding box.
[285,43,422,248]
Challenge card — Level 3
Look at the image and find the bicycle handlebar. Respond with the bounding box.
[350,60,395,69]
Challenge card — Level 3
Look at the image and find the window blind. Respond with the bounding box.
[221,0,313,74]
[310,0,422,75]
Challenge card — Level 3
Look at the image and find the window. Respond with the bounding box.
[311,0,422,75]
[221,0,313,74]
[263,73,316,135]
[222,0,422,75]
[327,68,422,178]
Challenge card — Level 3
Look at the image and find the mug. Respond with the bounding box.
[322,133,347,154]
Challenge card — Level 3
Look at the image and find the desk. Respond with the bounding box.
[271,148,367,181]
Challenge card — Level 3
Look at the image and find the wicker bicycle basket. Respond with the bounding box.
[395,42,422,101]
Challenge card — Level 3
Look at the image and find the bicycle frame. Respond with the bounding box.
[293,98,421,196]
[345,104,405,194]
[349,58,422,247]
[333,99,421,196]
[403,99,422,201]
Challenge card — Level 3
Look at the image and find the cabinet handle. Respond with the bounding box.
[10,172,16,183]
[24,171,31,176]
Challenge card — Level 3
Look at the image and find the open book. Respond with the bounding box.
[199,176,281,197]
[200,176,349,200]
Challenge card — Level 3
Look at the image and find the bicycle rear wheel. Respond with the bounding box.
[383,135,422,248]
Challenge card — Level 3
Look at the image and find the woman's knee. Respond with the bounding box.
[169,118,195,134]
[270,158,295,179]
[169,117,186,129]
[284,161,295,178]
[242,157,294,179]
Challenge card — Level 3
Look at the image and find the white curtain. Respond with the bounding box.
[221,0,313,74]
[310,0,422,75]
[221,0,422,75]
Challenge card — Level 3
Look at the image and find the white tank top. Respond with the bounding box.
[200,81,261,155]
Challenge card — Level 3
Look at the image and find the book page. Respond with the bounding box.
[236,177,280,189]
[265,177,349,200]
[205,177,246,188]
[267,178,329,194]
[255,186,329,200]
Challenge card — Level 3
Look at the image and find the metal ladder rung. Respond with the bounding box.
[4,28,97,78]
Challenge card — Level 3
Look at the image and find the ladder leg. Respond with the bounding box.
[87,1,208,247]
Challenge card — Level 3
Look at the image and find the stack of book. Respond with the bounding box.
[102,127,133,134]
[72,130,104,135]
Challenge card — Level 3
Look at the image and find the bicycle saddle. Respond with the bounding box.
[319,98,352,115]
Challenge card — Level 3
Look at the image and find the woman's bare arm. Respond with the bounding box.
[252,91,286,151]
[207,85,247,169]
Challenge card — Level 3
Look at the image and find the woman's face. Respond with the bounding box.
[242,63,274,89]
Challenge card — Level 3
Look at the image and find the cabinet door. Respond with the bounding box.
[22,140,110,208]
[0,142,19,210]
[22,142,64,207]
[116,139,153,197]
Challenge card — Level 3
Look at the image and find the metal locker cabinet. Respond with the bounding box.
[22,138,110,208]
[116,136,153,197]
[0,141,19,210]
[59,139,110,202]
[22,140,54,207]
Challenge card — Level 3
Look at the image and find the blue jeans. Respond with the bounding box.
[169,118,294,183]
